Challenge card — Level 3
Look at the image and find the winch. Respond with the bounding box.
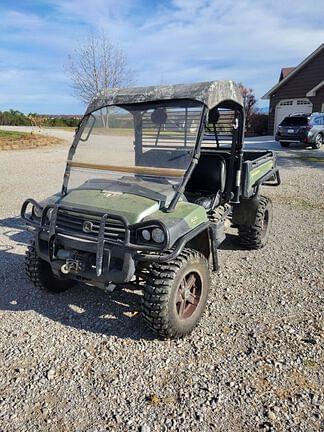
[57,249,88,274]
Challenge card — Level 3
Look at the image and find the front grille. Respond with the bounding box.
[56,210,126,243]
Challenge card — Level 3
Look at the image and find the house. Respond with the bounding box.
[262,44,324,134]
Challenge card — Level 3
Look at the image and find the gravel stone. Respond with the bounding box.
[0,133,323,431]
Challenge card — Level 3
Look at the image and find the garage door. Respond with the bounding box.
[274,99,313,131]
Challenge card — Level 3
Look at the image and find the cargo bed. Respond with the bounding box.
[200,148,280,199]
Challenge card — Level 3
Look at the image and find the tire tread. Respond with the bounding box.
[238,196,272,249]
[25,241,74,293]
[142,248,210,338]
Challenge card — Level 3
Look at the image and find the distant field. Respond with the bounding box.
[296,155,324,164]
[0,130,26,138]
[46,126,76,132]
[85,127,134,136]
[0,130,66,150]
[50,126,183,138]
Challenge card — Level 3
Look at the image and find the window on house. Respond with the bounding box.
[279,100,293,106]
[297,100,312,105]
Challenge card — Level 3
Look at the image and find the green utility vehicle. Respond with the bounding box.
[21,81,280,338]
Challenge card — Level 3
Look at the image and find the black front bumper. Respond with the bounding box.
[21,199,210,285]
[22,200,137,283]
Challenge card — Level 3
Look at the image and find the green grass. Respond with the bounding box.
[90,127,134,136]
[0,130,30,138]
[45,126,135,136]
[47,126,194,139]
[0,129,64,150]
[295,155,324,164]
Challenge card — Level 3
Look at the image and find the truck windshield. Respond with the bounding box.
[67,101,204,191]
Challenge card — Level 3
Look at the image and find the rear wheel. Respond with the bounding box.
[238,196,273,249]
[312,134,323,149]
[142,249,210,338]
[25,240,75,293]
[280,142,289,147]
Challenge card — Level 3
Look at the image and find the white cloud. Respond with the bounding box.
[1,0,324,112]
[4,10,43,29]
[123,0,324,103]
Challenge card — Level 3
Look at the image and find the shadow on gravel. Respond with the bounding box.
[219,233,246,251]
[0,216,30,244]
[0,216,154,341]
[0,215,244,340]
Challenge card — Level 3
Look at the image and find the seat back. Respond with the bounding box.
[137,149,192,170]
[185,154,226,194]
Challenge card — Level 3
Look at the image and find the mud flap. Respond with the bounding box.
[232,195,260,227]
[209,222,225,271]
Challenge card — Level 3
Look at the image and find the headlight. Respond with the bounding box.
[152,228,165,244]
[137,225,167,246]
[32,205,43,218]
[141,229,151,241]
[33,206,54,222]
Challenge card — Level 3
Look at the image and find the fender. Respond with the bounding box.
[232,195,260,226]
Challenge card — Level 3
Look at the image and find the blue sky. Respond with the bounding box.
[1,0,324,114]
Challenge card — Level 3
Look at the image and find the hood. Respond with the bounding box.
[60,189,160,224]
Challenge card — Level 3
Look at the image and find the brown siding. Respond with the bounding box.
[268,47,324,134]
[311,86,324,112]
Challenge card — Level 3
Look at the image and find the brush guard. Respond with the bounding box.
[21,200,130,277]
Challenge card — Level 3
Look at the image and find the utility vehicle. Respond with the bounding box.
[275,112,324,149]
[21,81,280,338]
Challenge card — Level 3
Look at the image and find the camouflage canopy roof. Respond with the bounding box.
[85,80,243,114]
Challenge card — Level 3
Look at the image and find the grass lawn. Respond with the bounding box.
[87,127,134,136]
[46,126,76,132]
[0,130,66,150]
[45,126,134,136]
[0,130,28,138]
[295,155,324,164]
[46,126,187,138]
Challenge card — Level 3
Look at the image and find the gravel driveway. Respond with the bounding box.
[0,137,323,431]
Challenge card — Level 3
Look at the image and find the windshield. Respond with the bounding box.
[280,116,308,126]
[67,101,204,192]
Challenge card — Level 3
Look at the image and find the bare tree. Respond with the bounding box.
[67,32,133,106]
[238,83,257,132]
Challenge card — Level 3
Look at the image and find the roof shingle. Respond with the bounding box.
[279,67,296,81]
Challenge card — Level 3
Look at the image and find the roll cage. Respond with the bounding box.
[61,81,245,209]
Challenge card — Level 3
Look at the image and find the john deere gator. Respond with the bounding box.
[21,80,280,338]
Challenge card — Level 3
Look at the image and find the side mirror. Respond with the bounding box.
[80,114,96,142]
[151,108,167,125]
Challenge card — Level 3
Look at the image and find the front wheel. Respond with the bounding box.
[312,134,323,149]
[25,241,75,293]
[142,249,210,339]
[238,196,273,249]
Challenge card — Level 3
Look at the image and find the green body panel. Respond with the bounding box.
[43,187,206,234]
[248,160,273,188]
[60,189,207,229]
[61,189,159,224]
[145,201,208,229]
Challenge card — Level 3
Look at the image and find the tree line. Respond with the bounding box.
[0,107,268,135]
[0,110,80,127]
